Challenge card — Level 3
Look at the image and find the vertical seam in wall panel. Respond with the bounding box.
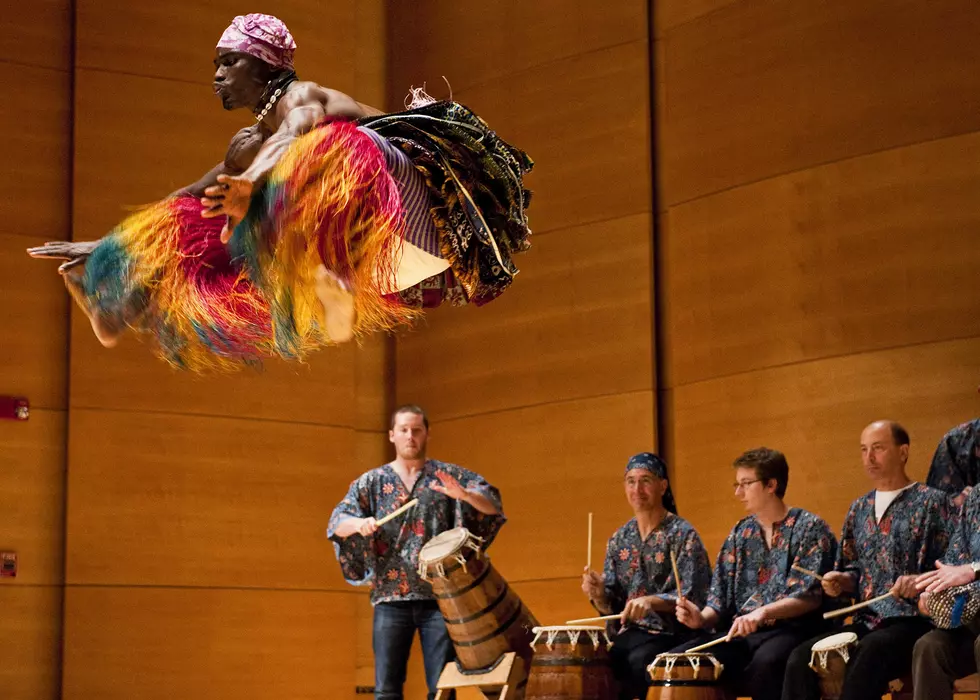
[649,3,669,472]
[59,0,77,694]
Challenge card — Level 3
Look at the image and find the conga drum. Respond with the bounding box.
[808,632,858,700]
[647,652,725,700]
[418,528,538,674]
[525,625,616,700]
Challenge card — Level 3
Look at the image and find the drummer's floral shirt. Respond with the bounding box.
[926,419,980,498]
[707,508,837,626]
[600,512,712,636]
[328,459,505,605]
[837,483,950,629]
[947,484,980,564]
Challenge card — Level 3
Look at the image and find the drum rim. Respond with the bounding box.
[419,527,472,562]
[811,631,858,651]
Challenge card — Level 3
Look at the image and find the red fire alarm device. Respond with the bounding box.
[0,396,29,421]
[1,553,16,578]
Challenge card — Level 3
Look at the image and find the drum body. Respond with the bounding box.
[418,528,538,673]
[928,582,980,629]
[646,652,726,700]
[524,626,616,700]
[808,632,858,700]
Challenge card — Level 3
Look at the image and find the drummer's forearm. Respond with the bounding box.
[331,516,364,538]
[461,490,500,515]
[761,595,820,621]
[700,606,721,629]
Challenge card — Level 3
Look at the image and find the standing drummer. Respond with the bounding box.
[672,447,837,700]
[781,420,950,700]
[328,405,504,700]
[581,452,712,700]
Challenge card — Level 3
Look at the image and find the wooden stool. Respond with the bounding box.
[434,651,525,700]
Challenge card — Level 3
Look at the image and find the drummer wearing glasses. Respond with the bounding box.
[672,447,837,700]
[581,452,712,700]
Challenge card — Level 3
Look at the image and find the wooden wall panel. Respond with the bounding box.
[72,69,242,242]
[0,1,71,70]
[398,214,653,421]
[0,586,62,700]
[67,409,355,589]
[668,338,980,557]
[69,310,356,426]
[0,411,66,586]
[414,392,653,583]
[76,0,357,92]
[659,0,980,206]
[63,587,357,700]
[388,1,647,95]
[653,0,739,36]
[662,130,980,387]
[514,579,592,628]
[0,65,71,244]
[0,234,70,410]
[453,40,651,235]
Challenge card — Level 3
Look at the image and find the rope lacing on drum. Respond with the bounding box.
[417,533,485,581]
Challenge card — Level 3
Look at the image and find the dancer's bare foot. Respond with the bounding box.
[62,267,123,348]
[313,264,355,343]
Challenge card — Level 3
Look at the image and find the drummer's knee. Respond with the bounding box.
[914,630,952,670]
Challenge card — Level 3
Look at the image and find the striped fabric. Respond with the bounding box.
[358,126,441,257]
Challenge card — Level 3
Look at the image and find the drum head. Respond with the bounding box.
[419,528,470,563]
[811,631,858,652]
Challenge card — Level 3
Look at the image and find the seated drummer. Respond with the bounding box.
[911,481,980,700]
[782,420,950,700]
[581,453,711,700]
[327,404,505,700]
[672,447,837,700]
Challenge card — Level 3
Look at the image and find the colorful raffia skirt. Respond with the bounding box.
[79,100,533,371]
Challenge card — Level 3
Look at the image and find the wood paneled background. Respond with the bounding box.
[1,1,978,698]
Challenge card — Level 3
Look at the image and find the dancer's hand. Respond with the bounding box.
[27,240,99,273]
[202,174,254,243]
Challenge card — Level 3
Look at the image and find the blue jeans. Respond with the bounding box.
[373,600,455,700]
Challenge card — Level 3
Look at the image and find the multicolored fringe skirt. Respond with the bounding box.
[80,101,533,370]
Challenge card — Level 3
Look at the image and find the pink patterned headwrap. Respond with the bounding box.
[216,14,296,71]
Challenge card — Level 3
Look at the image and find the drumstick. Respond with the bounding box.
[822,592,893,620]
[587,512,593,570]
[686,635,729,653]
[792,564,824,581]
[375,498,419,527]
[565,614,621,624]
[671,550,683,596]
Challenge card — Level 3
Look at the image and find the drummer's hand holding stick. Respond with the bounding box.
[821,571,856,598]
[582,567,612,614]
[889,574,921,600]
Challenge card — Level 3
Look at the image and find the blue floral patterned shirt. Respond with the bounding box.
[945,484,980,564]
[327,459,505,605]
[600,513,712,635]
[837,483,950,628]
[707,507,837,626]
[926,419,980,497]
